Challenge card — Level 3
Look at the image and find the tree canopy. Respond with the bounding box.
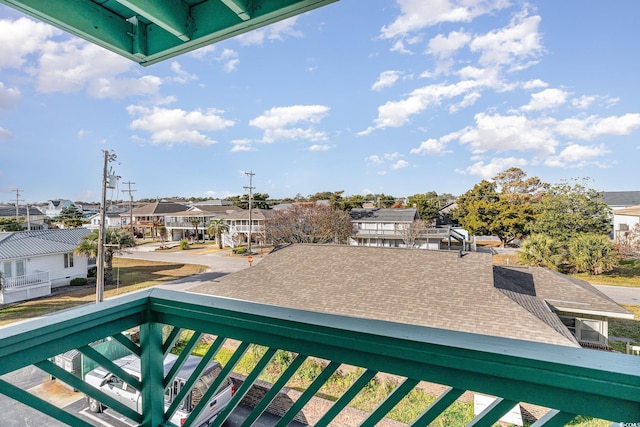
[526,178,611,241]
[265,204,353,245]
[75,228,135,284]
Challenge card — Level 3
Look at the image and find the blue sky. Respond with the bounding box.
[1,0,639,204]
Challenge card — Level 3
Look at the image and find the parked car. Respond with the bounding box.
[84,353,235,427]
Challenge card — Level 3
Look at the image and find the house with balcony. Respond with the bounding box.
[0,228,91,304]
[349,207,466,249]
[120,201,188,238]
[84,212,124,231]
[221,208,275,248]
[612,205,640,244]
[163,204,242,242]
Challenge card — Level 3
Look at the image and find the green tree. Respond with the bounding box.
[452,179,499,238]
[527,179,611,241]
[207,219,230,249]
[0,217,24,231]
[567,234,617,275]
[517,234,562,270]
[407,192,441,224]
[75,228,135,284]
[265,204,353,244]
[55,205,84,228]
[454,168,546,247]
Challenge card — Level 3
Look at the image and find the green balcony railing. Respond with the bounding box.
[0,288,638,426]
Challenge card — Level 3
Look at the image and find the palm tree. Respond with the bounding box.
[207,219,229,249]
[75,228,136,284]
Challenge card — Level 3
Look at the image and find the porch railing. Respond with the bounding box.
[0,288,638,427]
[1,270,49,290]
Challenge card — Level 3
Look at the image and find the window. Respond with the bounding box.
[2,262,12,278]
[64,253,74,268]
[559,315,603,343]
[16,260,25,277]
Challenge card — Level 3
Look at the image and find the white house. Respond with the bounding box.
[45,199,76,218]
[84,212,123,231]
[613,205,640,243]
[0,228,91,304]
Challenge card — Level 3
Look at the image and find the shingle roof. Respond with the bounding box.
[0,228,91,259]
[0,206,45,217]
[223,209,275,221]
[132,201,188,215]
[601,191,640,207]
[189,244,594,347]
[350,208,419,222]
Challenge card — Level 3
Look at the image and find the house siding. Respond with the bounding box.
[21,253,88,288]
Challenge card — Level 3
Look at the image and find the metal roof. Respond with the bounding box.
[0,228,91,259]
[0,0,338,66]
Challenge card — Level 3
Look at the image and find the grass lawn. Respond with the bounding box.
[572,258,640,288]
[0,258,207,326]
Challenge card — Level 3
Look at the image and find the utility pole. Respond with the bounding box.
[97,150,117,303]
[244,171,255,254]
[121,181,136,239]
[11,188,23,223]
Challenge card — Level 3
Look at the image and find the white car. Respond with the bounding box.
[84,353,235,427]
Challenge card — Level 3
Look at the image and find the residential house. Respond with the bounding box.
[120,201,188,238]
[45,199,76,218]
[221,208,274,248]
[190,244,632,349]
[601,191,640,210]
[84,212,124,231]
[0,205,47,230]
[349,208,466,249]
[0,228,91,304]
[612,205,640,244]
[164,204,242,242]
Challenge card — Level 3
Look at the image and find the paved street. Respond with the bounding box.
[594,284,640,305]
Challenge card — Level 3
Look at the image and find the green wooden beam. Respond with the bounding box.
[140,321,165,427]
[117,0,192,41]
[220,0,252,20]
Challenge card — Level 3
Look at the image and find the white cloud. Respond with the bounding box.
[469,14,543,69]
[410,138,451,155]
[392,159,409,169]
[0,82,21,110]
[571,95,596,109]
[308,144,331,151]
[367,154,384,164]
[544,143,610,168]
[458,112,558,156]
[381,0,509,39]
[427,30,471,57]
[0,17,58,69]
[250,105,330,143]
[169,61,198,84]
[216,48,240,72]
[236,16,302,46]
[127,105,235,146]
[520,88,569,111]
[230,139,253,152]
[372,70,402,91]
[37,39,162,98]
[522,79,548,90]
[555,113,640,140]
[457,157,528,178]
[0,126,12,140]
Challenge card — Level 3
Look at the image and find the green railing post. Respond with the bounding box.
[140,321,165,426]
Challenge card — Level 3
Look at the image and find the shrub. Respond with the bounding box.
[567,234,618,275]
[179,239,189,250]
[87,266,97,277]
[232,246,247,255]
[70,277,88,286]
